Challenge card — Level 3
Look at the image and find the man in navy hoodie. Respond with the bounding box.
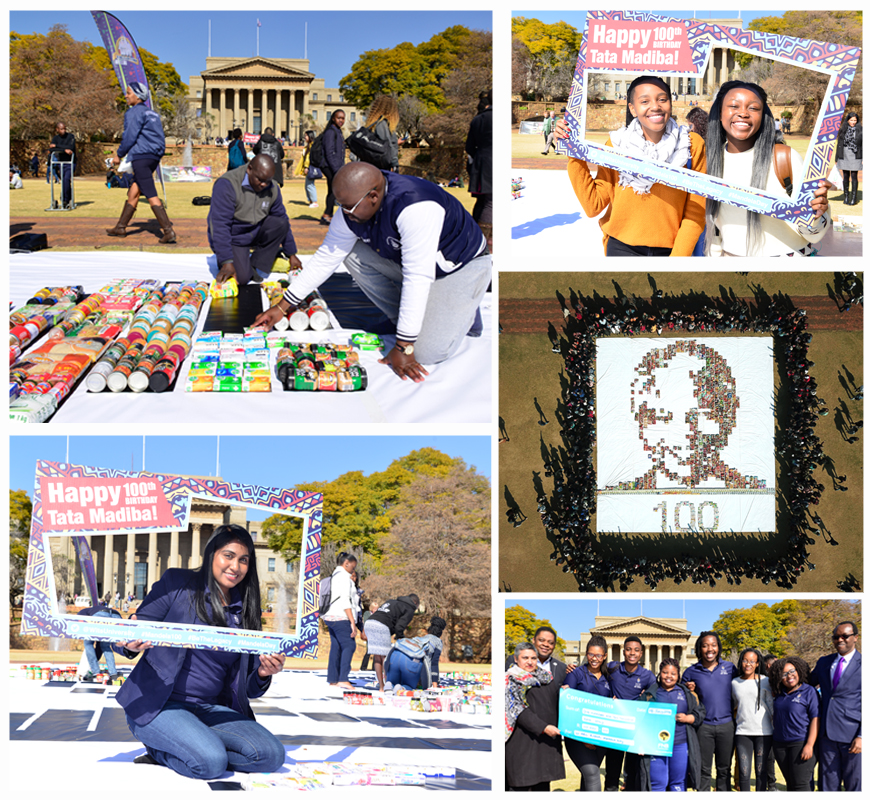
[210,154,301,286]
[253,161,491,382]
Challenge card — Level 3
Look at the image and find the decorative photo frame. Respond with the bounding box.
[557,10,861,223]
[20,460,322,656]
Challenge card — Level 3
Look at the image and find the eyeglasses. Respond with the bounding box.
[586,654,606,661]
[833,633,856,641]
[338,188,376,216]
[781,669,798,678]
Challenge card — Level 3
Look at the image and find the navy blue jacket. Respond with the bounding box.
[809,650,861,743]
[321,123,345,174]
[113,569,270,726]
[118,103,166,162]
[343,172,484,277]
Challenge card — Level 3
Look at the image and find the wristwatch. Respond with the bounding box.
[394,341,415,356]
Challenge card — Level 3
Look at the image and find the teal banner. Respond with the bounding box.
[559,688,676,756]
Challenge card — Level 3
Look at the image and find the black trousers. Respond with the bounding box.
[697,720,735,791]
[323,164,337,217]
[606,236,673,257]
[603,749,640,791]
[230,214,289,285]
[472,194,493,226]
[735,734,772,791]
[773,740,816,792]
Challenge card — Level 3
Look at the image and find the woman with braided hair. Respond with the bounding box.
[768,656,818,791]
[732,647,774,791]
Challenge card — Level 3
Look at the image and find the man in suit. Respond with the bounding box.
[506,627,568,790]
[809,621,861,791]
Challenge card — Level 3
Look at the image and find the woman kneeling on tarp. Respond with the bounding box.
[636,658,706,791]
[704,80,831,256]
[559,75,706,257]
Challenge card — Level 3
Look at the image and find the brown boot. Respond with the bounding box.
[151,203,177,244]
[106,203,137,236]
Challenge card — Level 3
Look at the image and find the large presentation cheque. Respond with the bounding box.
[559,688,676,756]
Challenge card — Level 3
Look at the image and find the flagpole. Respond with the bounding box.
[208,19,211,58]
[256,22,260,56]
[305,22,308,60]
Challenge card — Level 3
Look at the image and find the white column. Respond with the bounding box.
[147,531,158,592]
[233,87,241,131]
[247,89,254,132]
[125,533,136,597]
[170,528,180,569]
[102,533,114,601]
[220,88,227,135]
[276,89,283,136]
[190,523,202,569]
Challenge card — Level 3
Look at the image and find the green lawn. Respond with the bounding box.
[499,272,863,594]
[10,175,475,222]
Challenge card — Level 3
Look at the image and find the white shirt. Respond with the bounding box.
[715,145,830,256]
[323,567,355,621]
[830,647,857,683]
[732,675,774,735]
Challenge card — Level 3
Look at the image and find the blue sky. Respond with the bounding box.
[10,435,490,520]
[513,10,788,31]
[504,598,811,645]
[9,11,493,89]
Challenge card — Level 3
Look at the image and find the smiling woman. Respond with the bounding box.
[563,74,707,256]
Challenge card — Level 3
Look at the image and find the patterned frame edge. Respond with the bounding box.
[20,460,322,656]
[556,10,860,223]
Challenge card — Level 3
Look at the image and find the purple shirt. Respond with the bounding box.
[564,664,611,697]
[607,661,657,699]
[773,683,819,743]
[169,587,243,706]
[683,659,739,725]
[656,685,690,745]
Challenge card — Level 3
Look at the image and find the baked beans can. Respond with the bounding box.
[307,306,330,331]
[317,371,337,391]
[337,366,367,391]
[148,351,182,393]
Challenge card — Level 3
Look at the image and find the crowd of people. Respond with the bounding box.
[531,280,862,591]
[505,624,861,792]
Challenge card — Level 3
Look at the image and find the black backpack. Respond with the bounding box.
[346,122,391,170]
[309,132,326,169]
[192,196,211,206]
[318,574,333,617]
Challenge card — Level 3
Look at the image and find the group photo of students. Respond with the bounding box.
[504,600,861,792]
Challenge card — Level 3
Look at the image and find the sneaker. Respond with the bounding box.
[319,215,332,226]
[308,202,319,208]
[134,753,159,766]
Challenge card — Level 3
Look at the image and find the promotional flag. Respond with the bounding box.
[90,10,152,109]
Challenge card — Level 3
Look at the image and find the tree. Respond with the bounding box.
[425,30,492,148]
[340,26,473,113]
[86,43,187,119]
[740,11,862,115]
[10,489,33,613]
[362,466,490,658]
[10,25,122,140]
[263,448,466,563]
[512,17,582,100]
[397,95,429,144]
[505,605,567,660]
[712,604,788,660]
[163,94,198,144]
[774,599,861,664]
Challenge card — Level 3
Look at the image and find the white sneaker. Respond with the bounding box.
[308,202,318,208]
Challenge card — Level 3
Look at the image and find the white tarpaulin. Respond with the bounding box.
[596,337,775,533]
[10,252,491,424]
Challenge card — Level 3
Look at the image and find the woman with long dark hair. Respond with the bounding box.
[561,75,706,256]
[768,656,818,791]
[637,658,705,791]
[563,635,612,791]
[704,80,830,256]
[836,112,862,205]
[731,647,774,791]
[227,127,247,171]
[320,109,346,225]
[682,631,739,791]
[364,95,400,171]
[115,525,285,780]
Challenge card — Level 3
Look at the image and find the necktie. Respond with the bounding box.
[832,656,845,691]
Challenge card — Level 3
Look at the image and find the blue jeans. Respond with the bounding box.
[650,741,689,791]
[342,241,491,365]
[325,619,355,683]
[385,648,424,690]
[126,700,285,780]
[305,175,317,204]
[84,641,116,675]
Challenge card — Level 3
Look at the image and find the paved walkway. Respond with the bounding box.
[10,216,329,252]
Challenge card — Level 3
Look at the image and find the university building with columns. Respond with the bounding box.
[52,487,298,608]
[564,615,699,672]
[187,56,362,143]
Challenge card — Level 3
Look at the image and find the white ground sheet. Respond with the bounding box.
[596,337,776,533]
[10,252,492,424]
[510,167,605,259]
[8,667,491,792]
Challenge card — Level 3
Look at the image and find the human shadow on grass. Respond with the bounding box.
[511,212,582,240]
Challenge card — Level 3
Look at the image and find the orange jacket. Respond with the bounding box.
[567,132,706,256]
